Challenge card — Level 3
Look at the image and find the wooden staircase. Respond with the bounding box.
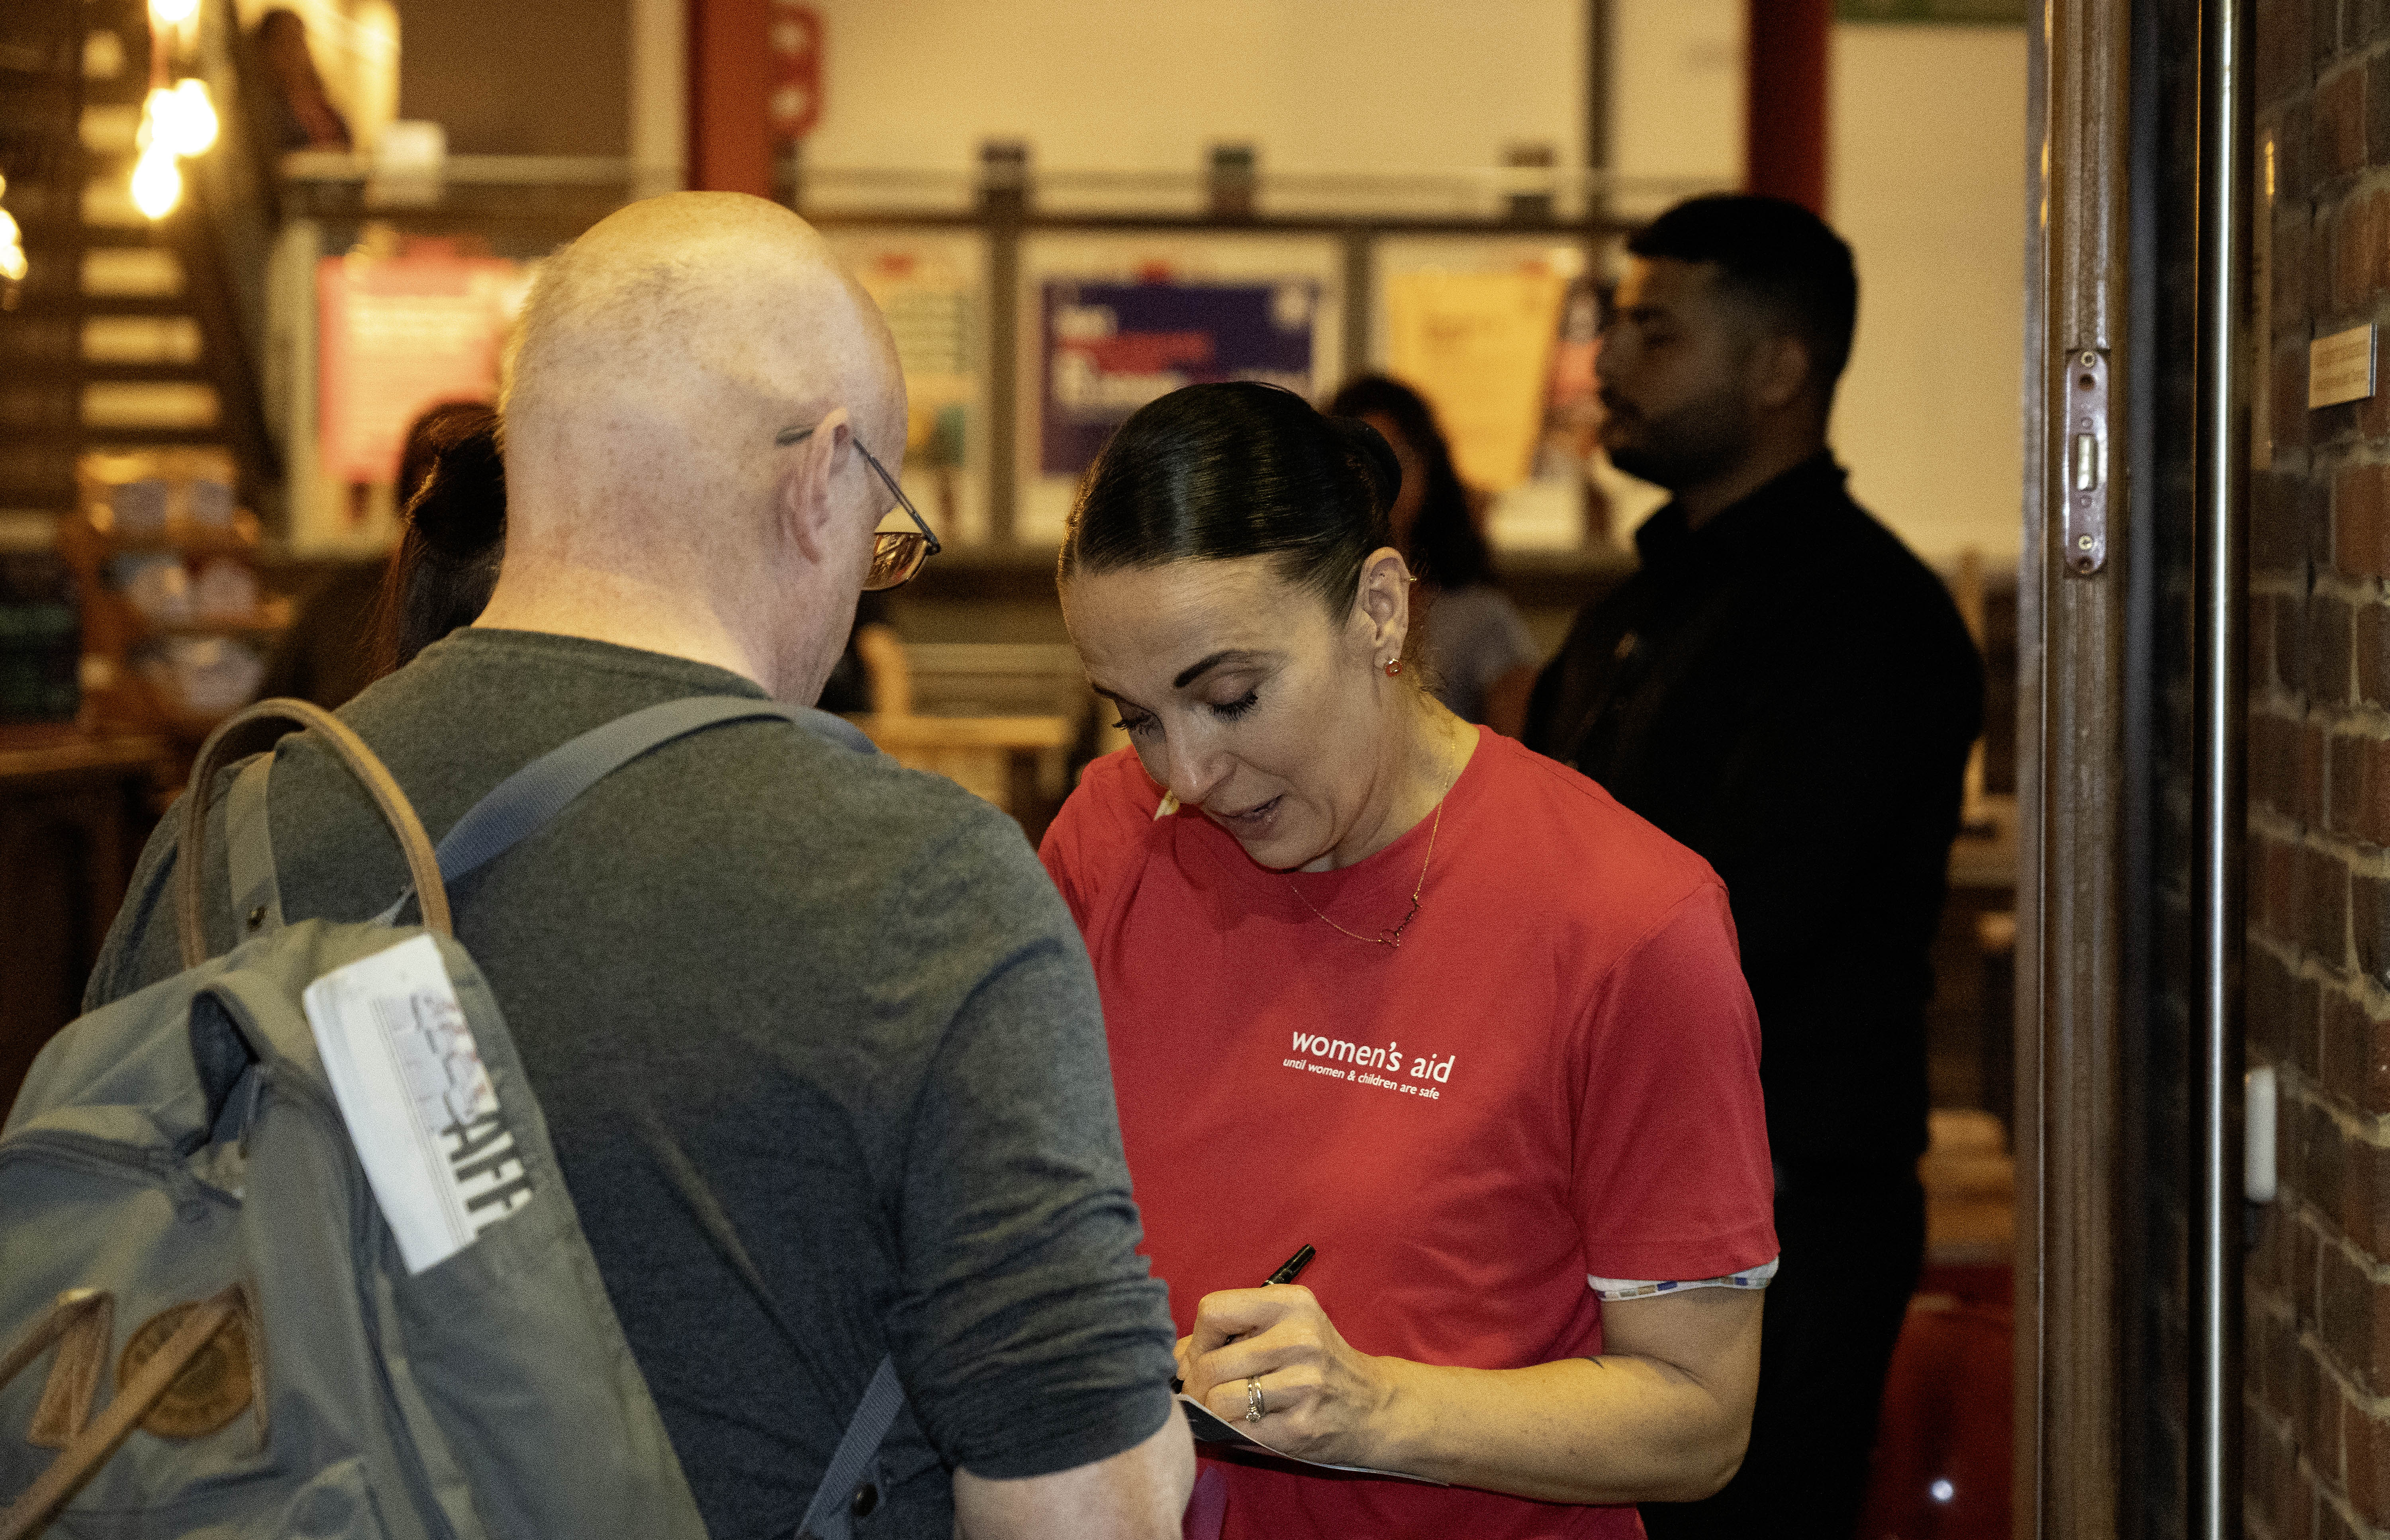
[0,0,278,535]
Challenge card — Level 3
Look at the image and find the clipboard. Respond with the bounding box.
[1178,1394,1447,1485]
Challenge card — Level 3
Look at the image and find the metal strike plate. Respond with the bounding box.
[2063,349,2109,575]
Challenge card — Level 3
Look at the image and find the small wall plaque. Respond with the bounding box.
[2310,323,2377,409]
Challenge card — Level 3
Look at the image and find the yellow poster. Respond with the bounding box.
[1383,269,1568,492]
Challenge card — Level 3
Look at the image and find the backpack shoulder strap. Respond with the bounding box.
[223,751,284,946]
[431,696,867,890]
[794,1356,904,1540]
[365,696,871,923]
[180,698,448,968]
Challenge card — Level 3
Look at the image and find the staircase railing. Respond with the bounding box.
[168,0,280,510]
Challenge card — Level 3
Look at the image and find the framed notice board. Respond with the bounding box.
[1017,234,1344,544]
[825,228,993,544]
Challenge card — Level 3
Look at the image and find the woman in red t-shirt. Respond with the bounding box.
[1039,382,1778,1540]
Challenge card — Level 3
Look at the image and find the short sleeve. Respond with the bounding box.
[1038,749,1162,931]
[1572,882,1777,1282]
[880,810,1178,1478]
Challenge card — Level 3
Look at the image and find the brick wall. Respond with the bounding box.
[2245,3,2390,1536]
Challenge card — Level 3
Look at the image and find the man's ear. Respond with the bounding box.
[1352,546,1412,662]
[1751,333,1813,413]
[776,406,851,566]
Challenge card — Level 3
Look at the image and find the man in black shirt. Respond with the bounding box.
[1525,196,1983,1539]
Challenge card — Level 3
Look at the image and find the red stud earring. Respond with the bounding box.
[1383,658,1404,677]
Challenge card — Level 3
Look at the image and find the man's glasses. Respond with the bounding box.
[775,423,943,591]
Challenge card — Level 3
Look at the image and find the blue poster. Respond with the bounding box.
[1041,279,1318,476]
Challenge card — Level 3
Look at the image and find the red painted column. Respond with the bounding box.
[1745,0,1831,214]
[687,0,772,196]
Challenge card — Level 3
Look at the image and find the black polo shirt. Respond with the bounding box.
[1524,454,1984,1171]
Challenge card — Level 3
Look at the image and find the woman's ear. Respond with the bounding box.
[1352,546,1412,662]
[775,407,851,565]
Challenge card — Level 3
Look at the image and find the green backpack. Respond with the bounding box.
[0,697,903,1540]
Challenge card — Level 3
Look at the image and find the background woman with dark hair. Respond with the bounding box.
[257,398,493,708]
[368,399,506,677]
[1039,381,1777,1540]
[1327,374,1541,736]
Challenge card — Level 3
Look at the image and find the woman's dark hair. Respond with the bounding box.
[1326,374,1492,590]
[369,400,504,678]
[1059,381,1402,613]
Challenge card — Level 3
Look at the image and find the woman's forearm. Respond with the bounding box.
[1180,1283,1762,1505]
[1366,1350,1751,1505]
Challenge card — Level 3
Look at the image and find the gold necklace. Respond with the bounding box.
[1285,799,1443,949]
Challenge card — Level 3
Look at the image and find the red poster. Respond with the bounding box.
[318,254,517,486]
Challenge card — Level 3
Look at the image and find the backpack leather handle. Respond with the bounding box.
[0,1286,243,1540]
[178,699,451,969]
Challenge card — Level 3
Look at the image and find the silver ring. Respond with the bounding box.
[1245,1376,1266,1422]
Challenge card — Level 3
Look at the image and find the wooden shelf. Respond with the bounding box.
[57,461,279,747]
[147,604,292,638]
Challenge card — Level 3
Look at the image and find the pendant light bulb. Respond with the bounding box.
[131,141,182,219]
[149,0,199,26]
[0,176,19,284]
[141,86,172,148]
[166,78,218,155]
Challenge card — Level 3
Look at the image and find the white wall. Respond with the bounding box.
[785,2,2026,566]
[1830,24,2027,567]
[804,0,1584,181]
[1610,0,1741,205]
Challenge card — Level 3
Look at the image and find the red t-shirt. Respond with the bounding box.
[1040,730,1777,1540]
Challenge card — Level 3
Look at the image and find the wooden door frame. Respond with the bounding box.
[2018,2,2136,1535]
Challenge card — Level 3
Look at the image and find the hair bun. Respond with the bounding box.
[406,418,505,561]
[1327,414,1402,514]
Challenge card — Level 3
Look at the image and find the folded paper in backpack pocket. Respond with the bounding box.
[303,934,534,1274]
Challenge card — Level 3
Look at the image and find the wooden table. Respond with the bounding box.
[0,725,173,1110]
[847,714,1077,840]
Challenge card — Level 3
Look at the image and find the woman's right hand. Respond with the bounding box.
[1175,1284,1400,1469]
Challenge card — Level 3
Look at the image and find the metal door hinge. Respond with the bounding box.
[2063,348,2110,575]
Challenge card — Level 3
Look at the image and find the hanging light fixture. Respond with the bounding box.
[0,173,22,287]
[131,141,182,220]
[170,78,218,154]
[144,78,218,158]
[127,0,219,224]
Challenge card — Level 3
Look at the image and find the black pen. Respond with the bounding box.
[1265,1244,1315,1286]
[1173,1245,1318,1393]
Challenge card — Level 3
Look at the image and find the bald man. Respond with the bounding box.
[86,194,1193,1539]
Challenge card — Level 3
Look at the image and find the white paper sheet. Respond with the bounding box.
[302,934,533,1274]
